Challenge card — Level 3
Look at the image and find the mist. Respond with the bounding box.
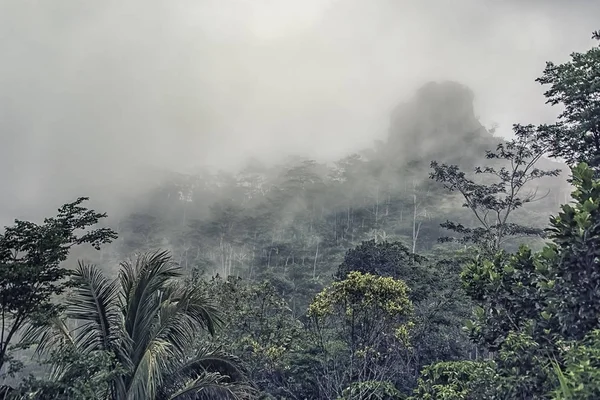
[1,0,598,223]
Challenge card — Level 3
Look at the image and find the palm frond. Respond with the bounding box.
[167,372,255,400]
[68,261,120,354]
[120,250,180,367]
[123,291,225,399]
[158,346,251,400]
[150,284,221,357]
[125,338,174,400]
[171,284,222,336]
[181,346,246,383]
[20,316,74,359]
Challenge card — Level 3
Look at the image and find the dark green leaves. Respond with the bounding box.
[535,32,600,171]
[0,197,116,374]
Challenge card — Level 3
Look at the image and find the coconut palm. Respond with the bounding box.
[24,250,253,400]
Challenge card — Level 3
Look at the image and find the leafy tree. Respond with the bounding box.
[309,271,413,354]
[334,240,427,300]
[543,162,600,340]
[335,240,473,388]
[536,31,600,171]
[416,163,600,399]
[411,331,556,399]
[0,197,117,375]
[430,124,560,255]
[462,163,600,350]
[24,250,252,400]
[553,329,600,400]
[197,276,308,399]
[117,212,166,257]
[410,360,497,400]
[308,272,413,398]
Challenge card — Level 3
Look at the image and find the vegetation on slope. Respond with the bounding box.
[0,28,599,400]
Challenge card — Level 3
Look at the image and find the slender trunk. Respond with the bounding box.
[312,241,320,280]
[374,186,379,226]
[0,316,22,374]
[412,194,419,253]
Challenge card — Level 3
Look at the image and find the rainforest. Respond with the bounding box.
[1,2,600,400]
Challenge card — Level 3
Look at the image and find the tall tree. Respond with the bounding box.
[413,162,600,400]
[430,124,560,255]
[334,240,427,300]
[308,271,413,398]
[536,31,600,171]
[0,197,117,375]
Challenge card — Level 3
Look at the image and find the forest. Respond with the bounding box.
[0,29,599,400]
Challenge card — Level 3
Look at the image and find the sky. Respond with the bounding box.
[0,0,599,223]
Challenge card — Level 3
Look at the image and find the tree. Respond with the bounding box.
[334,240,473,387]
[542,162,600,340]
[553,329,600,400]
[461,163,600,350]
[430,124,560,255]
[308,272,413,398]
[197,276,308,399]
[0,197,117,375]
[536,31,600,171]
[334,240,426,300]
[414,163,600,399]
[24,250,252,400]
[410,331,557,399]
[117,212,166,257]
[410,360,497,400]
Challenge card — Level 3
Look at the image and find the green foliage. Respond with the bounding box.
[492,331,556,399]
[337,240,473,366]
[411,360,497,400]
[536,32,600,171]
[309,271,413,346]
[552,330,600,400]
[24,251,252,400]
[334,240,428,300]
[412,331,556,399]
[339,380,406,400]
[544,163,600,340]
[417,162,600,399]
[0,197,117,375]
[197,276,309,398]
[461,163,600,346]
[17,347,121,399]
[308,272,414,398]
[461,248,550,350]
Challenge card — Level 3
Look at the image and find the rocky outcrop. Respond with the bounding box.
[386,81,496,168]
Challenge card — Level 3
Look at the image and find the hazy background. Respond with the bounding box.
[1,0,598,223]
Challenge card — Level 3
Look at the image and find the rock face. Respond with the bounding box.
[386,81,496,167]
[384,80,572,212]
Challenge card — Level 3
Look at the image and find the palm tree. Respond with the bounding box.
[24,250,253,400]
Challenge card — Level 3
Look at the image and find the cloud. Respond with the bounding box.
[0,0,597,222]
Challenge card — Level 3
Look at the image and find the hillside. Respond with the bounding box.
[88,81,570,313]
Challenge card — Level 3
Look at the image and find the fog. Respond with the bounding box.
[1,0,598,223]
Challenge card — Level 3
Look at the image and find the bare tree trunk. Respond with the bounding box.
[412,193,422,253]
[313,241,320,280]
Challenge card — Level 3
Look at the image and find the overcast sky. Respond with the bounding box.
[0,0,598,222]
